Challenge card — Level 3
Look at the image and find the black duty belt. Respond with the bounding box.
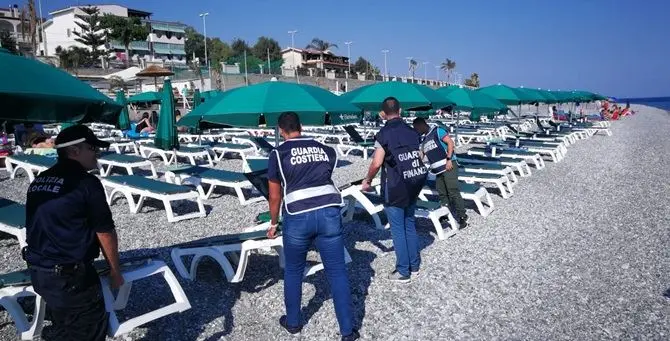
[29,262,88,276]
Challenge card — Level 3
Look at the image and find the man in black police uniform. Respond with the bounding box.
[362,97,428,284]
[24,124,123,341]
[266,112,358,340]
[412,117,468,228]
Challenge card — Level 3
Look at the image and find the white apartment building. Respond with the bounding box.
[40,4,187,65]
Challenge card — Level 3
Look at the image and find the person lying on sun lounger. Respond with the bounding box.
[25,135,57,157]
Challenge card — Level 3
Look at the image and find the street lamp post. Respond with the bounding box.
[405,56,413,79]
[381,49,389,81]
[422,61,429,81]
[38,0,47,56]
[344,41,352,78]
[435,65,440,81]
[288,30,298,73]
[199,12,210,83]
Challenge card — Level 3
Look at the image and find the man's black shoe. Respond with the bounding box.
[458,215,469,229]
[342,329,360,341]
[279,315,302,334]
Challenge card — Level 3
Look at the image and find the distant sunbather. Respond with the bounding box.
[136,112,155,133]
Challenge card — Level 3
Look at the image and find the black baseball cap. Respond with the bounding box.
[54,125,110,149]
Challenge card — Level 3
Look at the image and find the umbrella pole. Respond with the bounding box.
[455,111,460,147]
[275,126,280,147]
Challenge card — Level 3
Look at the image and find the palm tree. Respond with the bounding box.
[470,73,480,88]
[305,38,338,51]
[305,38,338,75]
[409,59,418,79]
[440,58,456,83]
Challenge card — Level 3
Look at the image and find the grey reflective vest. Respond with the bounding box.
[421,126,449,175]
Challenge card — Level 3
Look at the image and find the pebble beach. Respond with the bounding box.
[0,104,668,340]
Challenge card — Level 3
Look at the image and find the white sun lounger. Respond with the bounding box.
[5,155,56,182]
[100,175,206,222]
[418,181,495,218]
[107,140,139,155]
[457,154,532,177]
[458,162,519,185]
[445,170,514,199]
[164,165,264,204]
[467,146,546,169]
[208,142,257,162]
[0,258,191,340]
[340,182,459,241]
[97,153,158,178]
[171,223,352,283]
[0,198,26,248]
[139,144,213,166]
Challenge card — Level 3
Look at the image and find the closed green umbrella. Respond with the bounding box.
[154,78,179,150]
[342,81,454,111]
[0,48,121,123]
[178,81,362,128]
[192,89,202,109]
[127,91,162,104]
[116,91,131,130]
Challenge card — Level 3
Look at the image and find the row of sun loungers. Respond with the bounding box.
[0,118,610,339]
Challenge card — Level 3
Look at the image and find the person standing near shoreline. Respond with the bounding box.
[266,112,359,340]
[362,97,428,284]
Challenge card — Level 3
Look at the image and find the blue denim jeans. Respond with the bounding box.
[384,204,421,277]
[282,206,354,336]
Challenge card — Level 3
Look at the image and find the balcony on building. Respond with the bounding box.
[150,42,187,64]
[147,21,186,44]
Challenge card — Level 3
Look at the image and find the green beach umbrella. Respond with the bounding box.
[116,91,131,130]
[550,91,574,103]
[154,78,179,150]
[436,86,507,113]
[192,89,202,109]
[516,87,556,104]
[127,91,162,104]
[477,84,535,105]
[342,81,455,111]
[537,89,559,103]
[178,81,361,128]
[0,48,121,123]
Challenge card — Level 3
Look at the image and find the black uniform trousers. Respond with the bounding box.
[434,165,467,220]
[29,263,108,341]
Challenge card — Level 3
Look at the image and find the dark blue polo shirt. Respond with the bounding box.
[25,158,115,267]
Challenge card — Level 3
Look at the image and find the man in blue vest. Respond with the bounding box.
[24,125,123,341]
[266,112,359,341]
[362,97,428,284]
[412,117,468,228]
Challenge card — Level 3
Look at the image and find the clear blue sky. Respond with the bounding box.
[42,0,668,98]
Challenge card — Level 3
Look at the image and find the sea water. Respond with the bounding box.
[620,97,670,112]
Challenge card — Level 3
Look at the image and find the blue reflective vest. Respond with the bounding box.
[376,118,428,207]
[272,137,343,215]
[421,127,449,175]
